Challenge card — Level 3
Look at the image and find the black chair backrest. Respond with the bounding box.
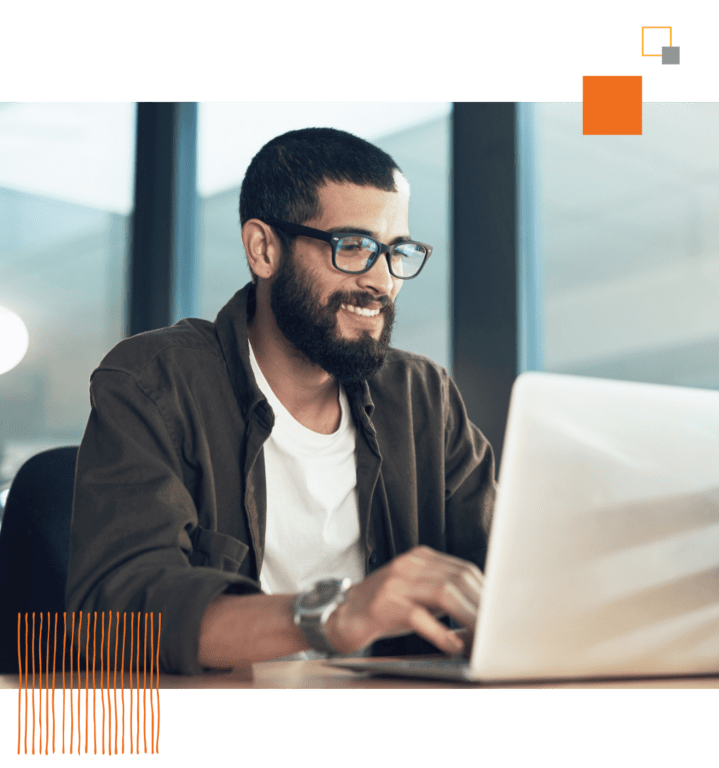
[0,446,79,673]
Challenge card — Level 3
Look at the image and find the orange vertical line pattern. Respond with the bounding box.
[43,618,48,752]
[75,611,82,754]
[129,612,134,755]
[85,612,90,753]
[121,613,126,754]
[38,611,43,755]
[32,612,35,755]
[107,610,113,753]
[129,611,140,754]
[53,612,57,754]
[37,612,47,755]
[38,615,43,753]
[73,611,82,756]
[41,613,45,753]
[17,613,21,755]
[143,612,147,754]
[45,611,57,756]
[156,613,161,754]
[114,611,119,755]
[136,612,140,756]
[70,611,76,754]
[62,613,67,754]
[45,612,50,755]
[39,614,43,752]
[150,612,154,754]
[77,611,82,755]
[98,611,105,755]
[107,611,115,755]
[93,613,97,754]
[100,613,109,755]
[105,612,112,755]
[42,615,48,756]
[24,613,28,755]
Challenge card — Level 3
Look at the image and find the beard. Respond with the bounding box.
[269,250,396,384]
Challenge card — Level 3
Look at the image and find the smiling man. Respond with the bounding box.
[66,128,497,673]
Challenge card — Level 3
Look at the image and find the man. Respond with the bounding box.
[66,127,496,674]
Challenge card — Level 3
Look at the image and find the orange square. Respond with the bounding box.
[583,76,642,135]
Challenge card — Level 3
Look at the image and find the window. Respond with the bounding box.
[0,103,136,512]
[533,103,719,389]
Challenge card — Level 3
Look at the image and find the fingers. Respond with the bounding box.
[326,547,484,656]
[389,547,483,631]
[406,606,465,656]
[403,546,484,595]
[453,627,474,657]
[441,582,477,628]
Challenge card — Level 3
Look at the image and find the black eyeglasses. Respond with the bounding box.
[264,219,432,280]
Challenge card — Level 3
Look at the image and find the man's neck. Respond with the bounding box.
[247,305,341,435]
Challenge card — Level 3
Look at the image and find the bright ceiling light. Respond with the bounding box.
[0,306,29,375]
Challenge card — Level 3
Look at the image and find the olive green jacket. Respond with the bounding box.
[66,284,496,673]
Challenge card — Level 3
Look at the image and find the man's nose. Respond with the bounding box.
[356,250,395,296]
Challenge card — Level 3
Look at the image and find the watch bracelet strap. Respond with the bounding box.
[294,579,351,655]
[297,619,339,655]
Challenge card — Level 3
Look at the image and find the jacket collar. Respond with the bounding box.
[214,282,376,427]
[215,283,270,424]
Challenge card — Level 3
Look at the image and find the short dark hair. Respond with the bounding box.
[239,127,404,280]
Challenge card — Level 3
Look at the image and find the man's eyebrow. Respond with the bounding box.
[325,226,413,244]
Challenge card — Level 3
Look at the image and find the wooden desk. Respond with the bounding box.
[3,659,719,689]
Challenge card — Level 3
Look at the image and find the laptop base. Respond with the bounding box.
[326,656,477,682]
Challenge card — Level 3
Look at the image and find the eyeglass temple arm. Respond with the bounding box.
[264,219,334,244]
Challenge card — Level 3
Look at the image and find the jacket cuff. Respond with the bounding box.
[152,571,262,675]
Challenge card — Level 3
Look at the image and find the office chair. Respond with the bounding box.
[0,446,79,673]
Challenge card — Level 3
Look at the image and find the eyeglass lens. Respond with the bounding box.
[335,236,427,277]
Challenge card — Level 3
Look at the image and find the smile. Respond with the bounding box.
[340,303,381,317]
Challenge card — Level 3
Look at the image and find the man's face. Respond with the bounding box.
[269,181,409,384]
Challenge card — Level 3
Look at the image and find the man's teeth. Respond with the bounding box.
[341,304,381,317]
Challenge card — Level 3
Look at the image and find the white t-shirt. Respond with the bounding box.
[248,342,366,596]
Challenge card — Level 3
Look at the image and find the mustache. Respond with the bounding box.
[327,292,392,311]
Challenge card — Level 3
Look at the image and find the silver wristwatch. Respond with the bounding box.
[293,577,352,654]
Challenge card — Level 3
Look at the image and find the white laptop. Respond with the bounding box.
[328,371,719,682]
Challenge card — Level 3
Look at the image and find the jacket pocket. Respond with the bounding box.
[188,526,250,573]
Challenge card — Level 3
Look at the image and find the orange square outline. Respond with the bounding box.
[642,26,672,56]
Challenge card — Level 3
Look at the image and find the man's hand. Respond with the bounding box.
[197,546,482,669]
[324,546,483,656]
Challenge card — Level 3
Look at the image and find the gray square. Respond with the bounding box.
[662,46,680,64]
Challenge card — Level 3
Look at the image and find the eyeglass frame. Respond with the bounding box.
[263,218,433,280]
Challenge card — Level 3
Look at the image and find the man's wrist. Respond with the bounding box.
[323,587,364,655]
[322,596,345,653]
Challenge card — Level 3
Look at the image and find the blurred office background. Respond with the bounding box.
[1,102,719,520]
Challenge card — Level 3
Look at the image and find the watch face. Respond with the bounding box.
[302,581,339,609]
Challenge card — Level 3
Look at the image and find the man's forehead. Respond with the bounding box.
[313,180,410,229]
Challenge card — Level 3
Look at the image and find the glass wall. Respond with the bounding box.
[196,103,452,369]
[534,103,719,390]
[0,103,136,513]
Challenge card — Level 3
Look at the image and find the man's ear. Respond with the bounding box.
[242,219,282,280]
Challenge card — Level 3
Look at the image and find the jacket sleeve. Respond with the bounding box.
[66,368,262,674]
[443,373,497,572]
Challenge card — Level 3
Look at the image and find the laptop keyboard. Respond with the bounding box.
[364,657,469,670]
